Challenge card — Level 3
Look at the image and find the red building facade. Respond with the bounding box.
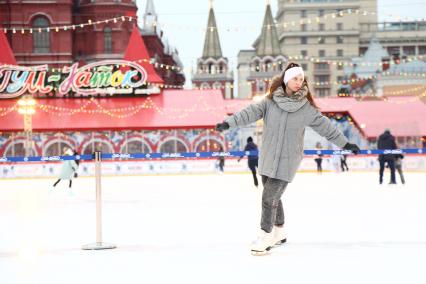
[0,0,185,86]
[0,0,75,67]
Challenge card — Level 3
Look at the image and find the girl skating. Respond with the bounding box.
[215,63,360,255]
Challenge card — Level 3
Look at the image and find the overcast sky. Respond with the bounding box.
[135,0,426,93]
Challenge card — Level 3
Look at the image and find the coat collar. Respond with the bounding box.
[272,85,308,112]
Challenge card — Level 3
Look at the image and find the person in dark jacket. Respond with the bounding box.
[238,137,259,187]
[340,154,349,171]
[377,129,397,184]
[73,149,80,178]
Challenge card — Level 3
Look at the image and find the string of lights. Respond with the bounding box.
[2,53,426,76]
[27,86,426,121]
[3,6,426,34]
[2,8,379,34]
[0,104,18,117]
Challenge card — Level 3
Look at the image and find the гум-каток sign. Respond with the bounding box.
[0,60,148,98]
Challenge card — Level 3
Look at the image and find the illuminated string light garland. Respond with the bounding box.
[3,15,134,34]
[0,58,187,74]
[0,66,424,99]
[381,85,426,96]
[2,53,426,77]
[33,94,234,120]
[190,72,426,90]
[3,8,425,35]
[2,8,378,34]
[0,104,18,117]
[29,87,426,121]
[2,8,425,75]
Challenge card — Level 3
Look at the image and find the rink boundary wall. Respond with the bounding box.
[1,155,425,179]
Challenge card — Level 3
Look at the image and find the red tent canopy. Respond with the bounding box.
[0,90,226,132]
[0,27,17,65]
[316,96,426,138]
[123,26,164,85]
[0,92,425,138]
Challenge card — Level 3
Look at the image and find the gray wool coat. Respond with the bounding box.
[225,87,348,182]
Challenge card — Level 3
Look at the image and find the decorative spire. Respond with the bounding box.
[202,0,223,59]
[255,3,282,57]
[143,0,158,32]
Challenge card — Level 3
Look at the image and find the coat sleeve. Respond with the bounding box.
[306,104,348,148]
[377,136,383,149]
[391,137,397,149]
[225,98,267,128]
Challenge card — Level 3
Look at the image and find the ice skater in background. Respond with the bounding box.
[377,129,397,184]
[73,149,80,178]
[238,137,259,187]
[52,148,78,189]
[217,146,225,173]
[394,153,405,185]
[314,142,323,174]
[215,62,360,255]
[340,154,349,171]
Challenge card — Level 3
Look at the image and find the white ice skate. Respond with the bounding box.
[251,230,274,256]
[272,226,287,247]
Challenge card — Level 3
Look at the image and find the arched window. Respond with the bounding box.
[200,82,210,89]
[213,82,222,90]
[104,27,112,53]
[44,141,73,156]
[254,61,260,72]
[219,63,224,74]
[208,63,214,74]
[82,140,113,155]
[264,60,272,72]
[195,139,223,152]
[159,139,188,153]
[33,17,50,53]
[121,140,152,154]
[3,141,37,157]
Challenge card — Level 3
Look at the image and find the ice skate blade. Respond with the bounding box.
[251,247,271,256]
[273,238,287,247]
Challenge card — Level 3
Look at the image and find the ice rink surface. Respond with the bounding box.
[1,171,425,284]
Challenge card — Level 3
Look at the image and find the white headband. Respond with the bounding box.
[283,67,304,84]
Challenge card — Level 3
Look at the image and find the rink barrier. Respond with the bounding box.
[0,148,425,163]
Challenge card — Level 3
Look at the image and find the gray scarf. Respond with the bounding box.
[272,85,308,112]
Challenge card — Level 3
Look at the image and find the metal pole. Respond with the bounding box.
[95,151,102,243]
[82,151,116,250]
[23,112,32,157]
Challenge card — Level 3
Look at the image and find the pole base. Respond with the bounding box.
[82,242,117,250]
